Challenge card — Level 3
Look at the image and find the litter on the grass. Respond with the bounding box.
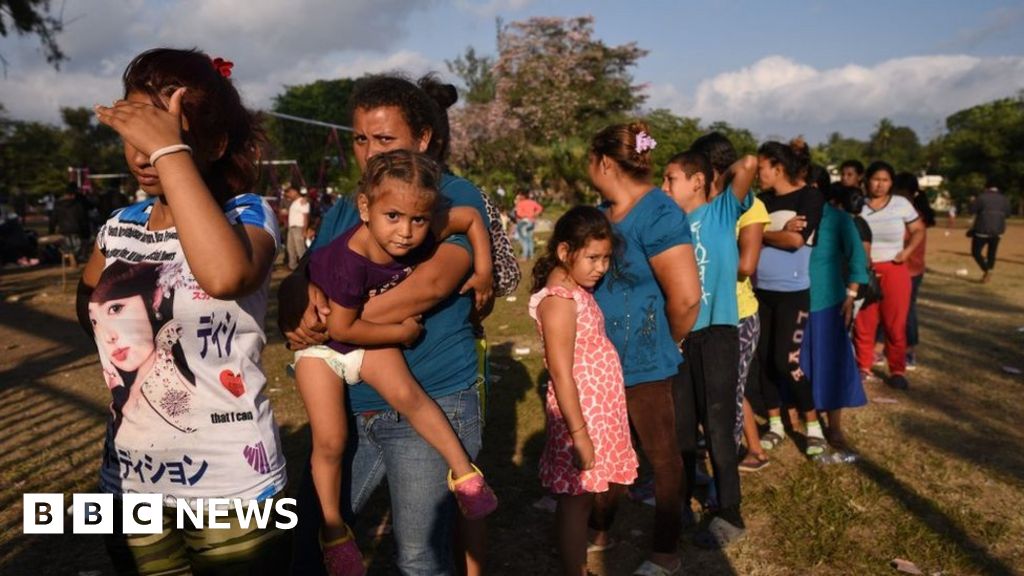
[1001,365,1022,375]
[890,558,924,575]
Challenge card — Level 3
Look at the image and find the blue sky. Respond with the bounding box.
[2,0,1022,143]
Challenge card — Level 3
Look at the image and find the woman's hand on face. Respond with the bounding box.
[94,87,187,158]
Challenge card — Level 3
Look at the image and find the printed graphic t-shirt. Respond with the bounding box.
[595,189,691,387]
[756,185,823,292]
[93,194,286,504]
[686,186,753,331]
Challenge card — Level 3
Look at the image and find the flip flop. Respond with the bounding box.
[738,452,770,472]
[805,436,828,457]
[759,430,784,451]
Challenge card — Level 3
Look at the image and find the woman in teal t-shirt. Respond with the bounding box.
[586,122,701,576]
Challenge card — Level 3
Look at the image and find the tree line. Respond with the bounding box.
[1,15,1021,213]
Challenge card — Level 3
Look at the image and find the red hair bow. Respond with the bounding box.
[211,57,234,78]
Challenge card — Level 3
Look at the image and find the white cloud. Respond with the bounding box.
[0,68,121,123]
[651,54,1024,142]
[0,49,442,125]
[0,0,443,124]
[153,0,436,76]
[238,50,441,110]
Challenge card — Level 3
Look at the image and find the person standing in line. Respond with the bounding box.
[282,73,496,576]
[969,183,1012,283]
[585,122,701,576]
[529,206,638,576]
[894,173,935,368]
[689,132,771,474]
[286,185,310,270]
[797,167,868,454]
[750,139,828,457]
[662,148,756,548]
[839,160,864,189]
[854,162,926,390]
[514,189,544,261]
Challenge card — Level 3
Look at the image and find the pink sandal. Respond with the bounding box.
[322,525,365,576]
[448,464,498,519]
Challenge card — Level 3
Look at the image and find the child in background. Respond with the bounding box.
[529,206,638,576]
[293,150,497,575]
[662,149,756,548]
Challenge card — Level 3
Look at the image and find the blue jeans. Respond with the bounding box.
[516,219,535,260]
[290,386,483,576]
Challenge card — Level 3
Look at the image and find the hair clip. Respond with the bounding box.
[635,131,657,154]
[211,57,234,78]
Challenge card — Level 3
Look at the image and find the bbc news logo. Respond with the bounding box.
[23,494,298,534]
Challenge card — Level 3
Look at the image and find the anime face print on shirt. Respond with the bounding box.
[90,260,197,434]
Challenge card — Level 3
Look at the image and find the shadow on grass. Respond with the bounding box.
[917,283,1024,317]
[853,455,1017,576]
[897,387,1024,487]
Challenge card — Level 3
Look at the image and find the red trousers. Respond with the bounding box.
[854,261,911,375]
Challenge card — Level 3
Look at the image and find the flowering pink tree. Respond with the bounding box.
[449,15,647,201]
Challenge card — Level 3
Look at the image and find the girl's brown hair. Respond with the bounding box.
[589,121,655,181]
[358,149,443,207]
[531,205,619,293]
[122,48,264,205]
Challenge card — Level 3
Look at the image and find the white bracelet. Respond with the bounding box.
[846,288,859,298]
[150,144,193,166]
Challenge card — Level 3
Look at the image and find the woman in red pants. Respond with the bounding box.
[854,161,926,390]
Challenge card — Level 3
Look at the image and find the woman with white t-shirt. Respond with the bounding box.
[853,161,926,390]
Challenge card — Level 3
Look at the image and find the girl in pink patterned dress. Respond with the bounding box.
[529,206,638,575]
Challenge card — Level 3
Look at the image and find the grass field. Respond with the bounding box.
[1,218,1022,575]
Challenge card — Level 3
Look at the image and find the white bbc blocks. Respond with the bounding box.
[121,493,165,534]
[72,493,114,534]
[23,493,64,534]
[23,493,165,534]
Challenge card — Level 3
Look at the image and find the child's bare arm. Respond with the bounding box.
[325,298,421,347]
[441,206,494,310]
[443,207,493,277]
[538,293,594,470]
[723,155,758,203]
